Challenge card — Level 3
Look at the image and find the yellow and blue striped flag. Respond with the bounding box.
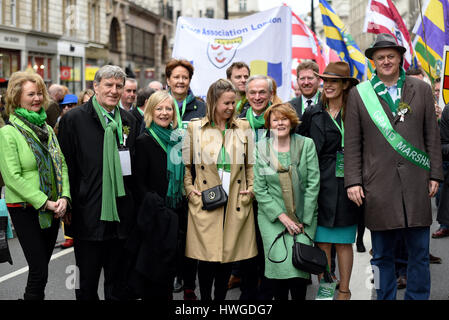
[319,0,365,81]
[412,0,449,81]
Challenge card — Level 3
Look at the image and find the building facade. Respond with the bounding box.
[0,0,174,93]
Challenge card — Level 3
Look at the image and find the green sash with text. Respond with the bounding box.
[356,81,430,171]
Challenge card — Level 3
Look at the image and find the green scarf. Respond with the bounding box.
[236,96,248,114]
[246,107,266,130]
[246,106,270,141]
[370,67,406,116]
[10,114,63,229]
[147,122,185,209]
[15,107,47,127]
[92,96,125,222]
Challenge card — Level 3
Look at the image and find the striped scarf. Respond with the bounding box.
[370,67,405,116]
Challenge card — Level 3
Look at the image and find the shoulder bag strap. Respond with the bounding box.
[267,229,288,263]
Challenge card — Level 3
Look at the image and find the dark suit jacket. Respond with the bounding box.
[58,97,139,241]
[289,92,321,119]
[130,107,144,127]
[344,76,443,231]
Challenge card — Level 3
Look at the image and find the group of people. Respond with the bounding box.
[0,32,446,301]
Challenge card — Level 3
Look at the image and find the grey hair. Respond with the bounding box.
[94,65,126,85]
[245,75,273,93]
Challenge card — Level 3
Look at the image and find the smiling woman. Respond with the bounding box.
[131,90,185,299]
[0,71,71,300]
[182,79,258,301]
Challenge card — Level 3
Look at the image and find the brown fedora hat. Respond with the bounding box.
[365,33,406,60]
[315,61,359,86]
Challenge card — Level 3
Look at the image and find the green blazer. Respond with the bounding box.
[0,114,70,209]
[254,134,320,280]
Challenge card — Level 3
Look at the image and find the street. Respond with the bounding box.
[0,200,448,300]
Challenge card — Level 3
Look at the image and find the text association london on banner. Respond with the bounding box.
[172,6,292,101]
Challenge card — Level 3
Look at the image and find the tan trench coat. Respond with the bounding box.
[182,117,258,263]
[344,76,443,231]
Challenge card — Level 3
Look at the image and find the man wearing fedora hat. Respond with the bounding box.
[344,33,443,300]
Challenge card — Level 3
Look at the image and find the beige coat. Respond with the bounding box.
[182,117,258,263]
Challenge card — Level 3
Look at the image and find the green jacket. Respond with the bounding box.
[0,115,70,209]
[254,134,320,280]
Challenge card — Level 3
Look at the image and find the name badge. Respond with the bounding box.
[335,151,344,178]
[119,148,132,176]
[181,121,189,130]
[218,168,231,196]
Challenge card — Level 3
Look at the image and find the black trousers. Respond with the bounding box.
[197,261,233,301]
[272,277,309,300]
[9,206,60,300]
[73,238,127,300]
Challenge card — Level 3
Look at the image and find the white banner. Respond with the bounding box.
[172,6,292,102]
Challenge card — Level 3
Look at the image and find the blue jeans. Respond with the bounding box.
[371,227,430,300]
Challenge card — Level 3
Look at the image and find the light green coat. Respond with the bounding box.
[0,114,70,209]
[254,134,320,280]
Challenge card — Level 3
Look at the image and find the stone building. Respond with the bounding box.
[0,0,174,92]
[106,0,173,87]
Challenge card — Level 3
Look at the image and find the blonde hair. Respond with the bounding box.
[264,102,300,130]
[143,90,178,129]
[5,71,50,116]
[268,76,283,105]
[78,89,94,105]
[206,79,237,124]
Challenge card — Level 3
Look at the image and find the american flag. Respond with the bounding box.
[363,0,415,70]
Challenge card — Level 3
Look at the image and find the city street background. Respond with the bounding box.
[1,199,447,300]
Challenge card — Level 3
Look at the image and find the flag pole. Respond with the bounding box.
[418,0,433,84]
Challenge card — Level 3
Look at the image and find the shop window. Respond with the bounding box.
[60,55,83,95]
[27,54,53,85]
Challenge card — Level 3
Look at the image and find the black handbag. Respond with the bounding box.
[201,184,228,211]
[292,231,328,275]
[268,229,332,282]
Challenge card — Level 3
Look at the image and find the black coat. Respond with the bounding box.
[437,105,449,225]
[58,97,139,241]
[300,102,361,227]
[123,192,178,297]
[134,130,188,231]
[179,97,206,122]
[130,107,144,132]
